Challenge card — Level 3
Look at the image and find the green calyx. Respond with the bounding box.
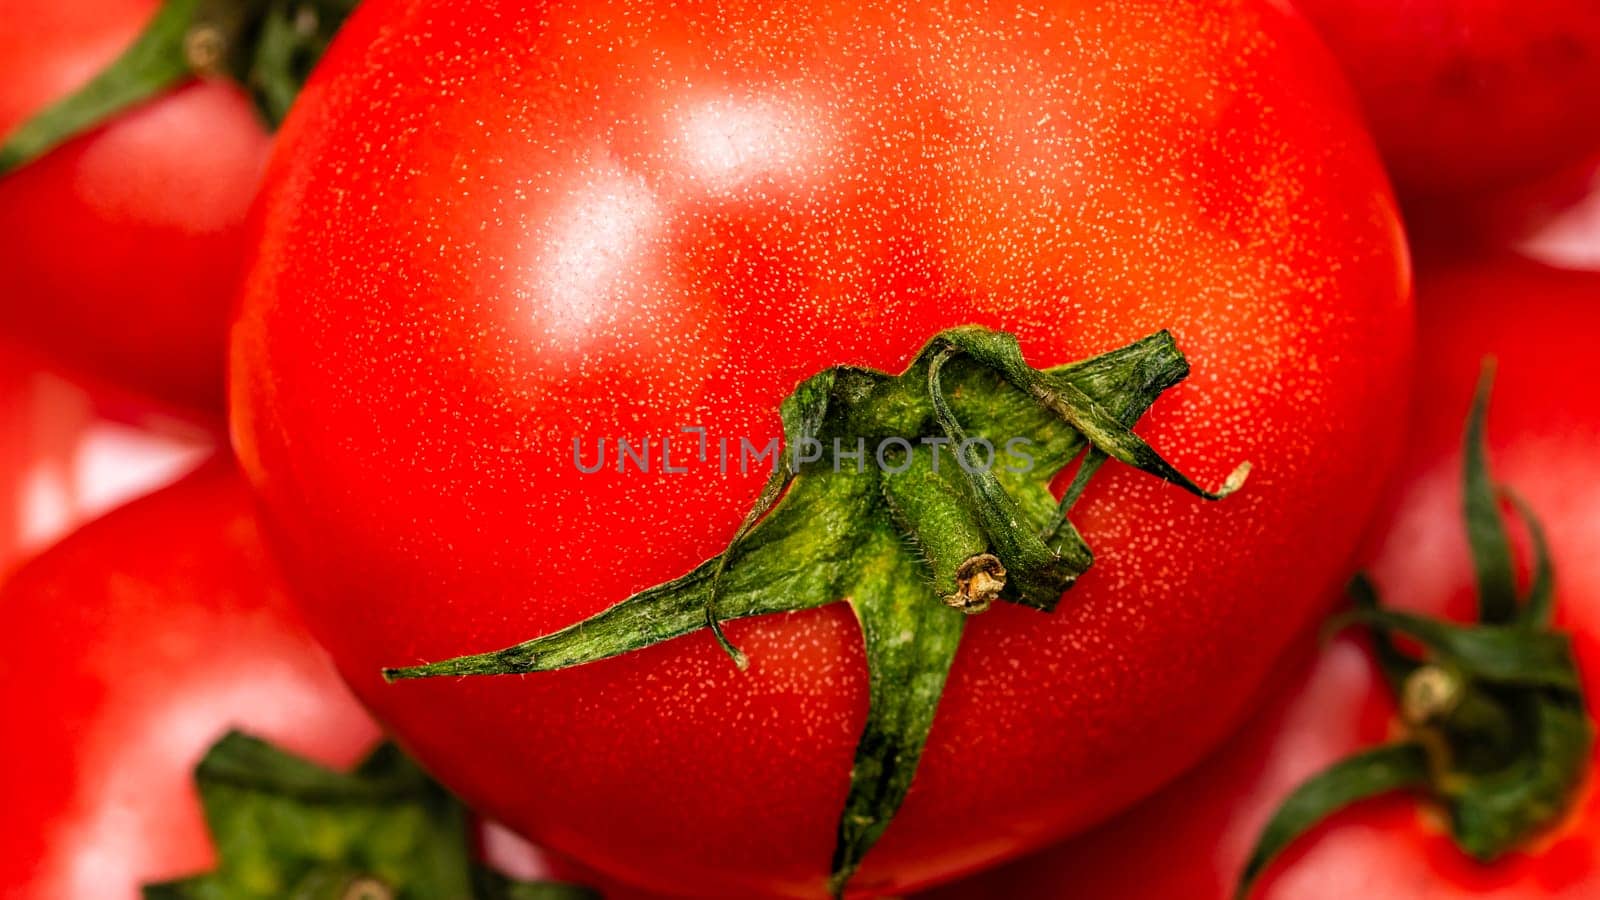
[383,325,1249,896]
[144,731,596,900]
[1236,364,1593,899]
[0,0,356,176]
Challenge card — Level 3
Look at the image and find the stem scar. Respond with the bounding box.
[945,553,1006,614]
[1401,664,1464,727]
[183,26,227,76]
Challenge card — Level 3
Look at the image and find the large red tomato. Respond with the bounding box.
[0,0,269,414]
[930,255,1600,899]
[230,0,1412,895]
[0,462,381,896]
[1291,0,1600,229]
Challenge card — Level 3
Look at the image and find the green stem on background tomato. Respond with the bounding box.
[0,0,356,175]
[384,326,1249,896]
[1236,365,1593,899]
[143,731,596,900]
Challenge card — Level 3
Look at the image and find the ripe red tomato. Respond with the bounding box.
[231,0,1412,894]
[0,0,268,414]
[1292,0,1600,207]
[0,462,381,897]
[930,255,1600,899]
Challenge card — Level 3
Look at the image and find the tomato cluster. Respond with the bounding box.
[1,1,1596,898]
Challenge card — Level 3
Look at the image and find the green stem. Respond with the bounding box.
[0,0,357,176]
[1463,363,1518,623]
[879,448,1003,612]
[385,326,1247,894]
[1235,743,1431,900]
[923,344,1091,610]
[0,0,199,175]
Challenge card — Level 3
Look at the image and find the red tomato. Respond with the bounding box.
[0,462,381,897]
[231,0,1412,894]
[0,0,269,415]
[1292,0,1600,211]
[930,255,1600,899]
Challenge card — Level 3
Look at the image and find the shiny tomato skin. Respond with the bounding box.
[0,342,204,574]
[0,462,381,898]
[231,0,1412,895]
[0,342,83,572]
[931,255,1600,899]
[0,0,269,415]
[0,341,219,577]
[1292,0,1600,202]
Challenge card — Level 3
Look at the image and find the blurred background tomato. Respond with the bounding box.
[0,341,210,578]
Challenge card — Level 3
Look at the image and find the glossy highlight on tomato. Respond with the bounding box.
[231,0,1413,895]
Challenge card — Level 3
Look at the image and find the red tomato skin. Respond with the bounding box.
[0,462,381,898]
[230,0,1412,895]
[0,0,269,416]
[930,255,1600,899]
[1292,0,1600,202]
